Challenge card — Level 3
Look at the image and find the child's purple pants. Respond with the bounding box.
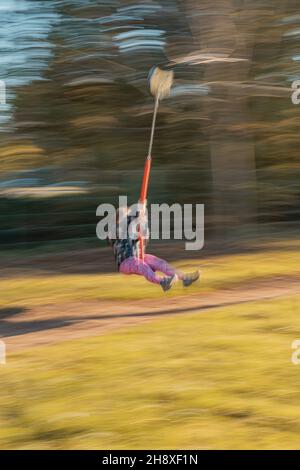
[119,254,183,285]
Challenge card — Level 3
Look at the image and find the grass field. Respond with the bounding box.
[1,245,300,307]
[1,294,300,449]
[1,241,300,449]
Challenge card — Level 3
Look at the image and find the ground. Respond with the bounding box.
[0,238,300,449]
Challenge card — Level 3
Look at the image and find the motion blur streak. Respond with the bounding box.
[0,0,300,451]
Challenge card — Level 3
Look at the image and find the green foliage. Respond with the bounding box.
[1,1,299,245]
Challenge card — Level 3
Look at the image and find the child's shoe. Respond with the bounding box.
[183,270,200,287]
[160,274,178,292]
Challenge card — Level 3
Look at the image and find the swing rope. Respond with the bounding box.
[138,67,174,260]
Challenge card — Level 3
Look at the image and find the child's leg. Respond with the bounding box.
[144,254,184,280]
[119,257,161,285]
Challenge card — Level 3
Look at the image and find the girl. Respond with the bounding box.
[108,207,200,291]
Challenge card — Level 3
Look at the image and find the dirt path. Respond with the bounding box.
[1,275,299,352]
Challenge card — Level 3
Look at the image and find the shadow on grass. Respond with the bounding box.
[0,293,281,339]
[0,307,27,320]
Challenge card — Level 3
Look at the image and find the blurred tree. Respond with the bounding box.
[0,0,299,246]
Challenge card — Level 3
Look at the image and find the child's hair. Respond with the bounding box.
[107,207,128,246]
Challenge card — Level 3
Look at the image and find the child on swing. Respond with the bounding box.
[108,206,199,292]
[107,68,200,290]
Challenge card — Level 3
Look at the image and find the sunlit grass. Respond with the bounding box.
[1,247,299,307]
[0,295,300,449]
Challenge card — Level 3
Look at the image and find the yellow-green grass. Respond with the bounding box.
[1,248,300,307]
[1,295,300,449]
